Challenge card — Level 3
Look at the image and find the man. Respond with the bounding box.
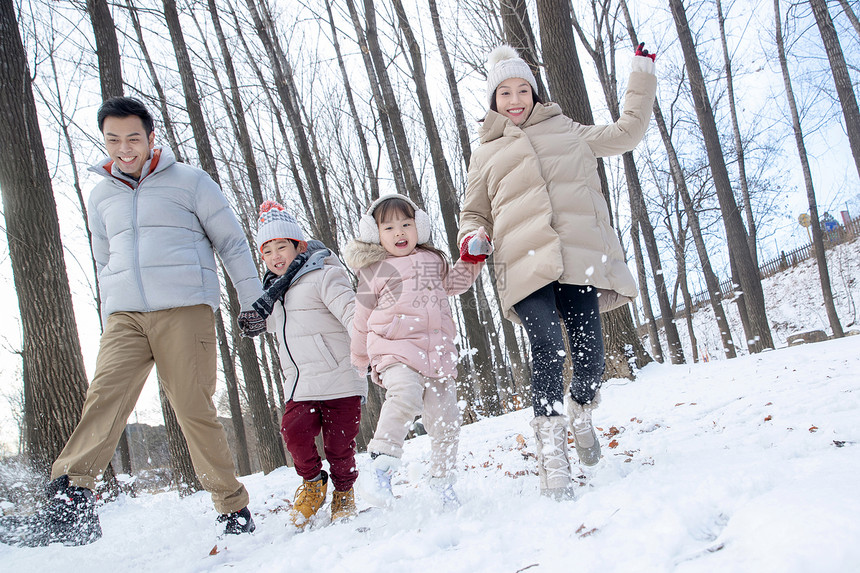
[5,97,264,546]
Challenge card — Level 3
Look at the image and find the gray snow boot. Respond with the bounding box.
[529,416,574,500]
[567,391,602,466]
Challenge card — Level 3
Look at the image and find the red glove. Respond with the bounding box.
[459,228,493,264]
[635,42,656,62]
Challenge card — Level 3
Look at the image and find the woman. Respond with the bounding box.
[458,44,657,499]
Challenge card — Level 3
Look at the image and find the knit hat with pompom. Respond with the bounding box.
[485,45,538,106]
[255,200,306,252]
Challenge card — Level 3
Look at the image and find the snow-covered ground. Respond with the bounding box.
[2,241,859,572]
[3,337,859,571]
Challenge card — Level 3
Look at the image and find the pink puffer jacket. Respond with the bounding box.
[343,241,482,384]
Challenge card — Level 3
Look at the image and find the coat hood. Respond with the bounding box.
[343,239,391,270]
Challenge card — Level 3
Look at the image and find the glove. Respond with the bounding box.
[459,226,493,264]
[237,310,267,338]
[635,42,656,62]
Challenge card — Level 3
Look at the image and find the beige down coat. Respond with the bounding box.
[266,249,367,403]
[459,69,657,323]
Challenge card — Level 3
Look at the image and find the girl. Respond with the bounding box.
[344,194,487,508]
[458,44,657,498]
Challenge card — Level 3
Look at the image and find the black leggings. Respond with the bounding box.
[514,282,605,417]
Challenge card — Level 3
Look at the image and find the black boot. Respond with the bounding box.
[0,475,102,547]
[217,506,255,535]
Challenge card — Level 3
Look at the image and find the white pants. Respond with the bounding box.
[367,363,461,477]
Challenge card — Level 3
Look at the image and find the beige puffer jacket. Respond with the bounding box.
[459,69,657,323]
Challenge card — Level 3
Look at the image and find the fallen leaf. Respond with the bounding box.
[209,545,220,556]
[765,402,773,406]
[809,426,818,433]
[764,415,772,421]
[675,402,685,407]
[516,434,527,449]
[608,439,619,449]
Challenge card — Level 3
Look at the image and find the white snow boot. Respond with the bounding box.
[358,453,399,507]
[428,474,460,511]
[566,392,601,467]
[529,416,574,500]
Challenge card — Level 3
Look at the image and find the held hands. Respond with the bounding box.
[635,42,656,62]
[237,309,266,338]
[460,226,493,264]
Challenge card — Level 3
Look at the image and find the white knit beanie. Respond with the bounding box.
[255,200,307,252]
[486,45,539,106]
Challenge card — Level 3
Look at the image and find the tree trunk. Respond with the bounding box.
[668,0,773,353]
[344,0,407,197]
[0,0,90,475]
[226,277,286,473]
[361,0,422,206]
[158,378,202,496]
[809,0,860,184]
[245,0,337,248]
[391,0,502,416]
[124,0,185,162]
[836,0,860,38]
[325,0,380,200]
[775,0,844,338]
[499,0,548,99]
[215,310,252,476]
[716,0,757,264]
[631,221,664,362]
[535,0,651,375]
[86,0,123,98]
[207,0,263,206]
[429,0,473,169]
[619,0,737,359]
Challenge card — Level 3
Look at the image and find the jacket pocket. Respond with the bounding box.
[312,333,338,370]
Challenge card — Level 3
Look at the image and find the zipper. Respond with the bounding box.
[128,180,150,311]
[280,300,300,401]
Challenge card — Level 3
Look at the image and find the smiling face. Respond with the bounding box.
[494,78,535,126]
[261,238,305,275]
[102,115,155,179]
[377,212,419,257]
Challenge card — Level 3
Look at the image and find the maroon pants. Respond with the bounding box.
[280,396,362,492]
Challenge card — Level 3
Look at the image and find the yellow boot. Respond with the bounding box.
[330,488,357,522]
[288,471,328,529]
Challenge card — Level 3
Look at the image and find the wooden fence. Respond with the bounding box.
[678,214,859,316]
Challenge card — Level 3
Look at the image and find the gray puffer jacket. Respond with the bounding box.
[87,146,262,322]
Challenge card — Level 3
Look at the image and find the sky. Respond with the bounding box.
[0,246,858,570]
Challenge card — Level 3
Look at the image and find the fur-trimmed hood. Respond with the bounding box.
[343,239,389,270]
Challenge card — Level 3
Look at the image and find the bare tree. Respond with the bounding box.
[716,0,758,264]
[162,0,285,473]
[618,0,737,359]
[570,0,685,364]
[86,0,123,98]
[668,0,773,353]
[775,0,844,338]
[809,0,860,183]
[0,0,90,473]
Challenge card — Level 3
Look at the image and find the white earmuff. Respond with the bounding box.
[359,193,432,245]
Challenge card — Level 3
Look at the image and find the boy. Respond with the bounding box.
[242,201,366,527]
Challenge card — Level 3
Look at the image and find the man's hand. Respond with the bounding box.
[459,226,493,264]
[237,310,266,338]
[635,42,656,62]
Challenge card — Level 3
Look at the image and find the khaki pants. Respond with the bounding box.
[367,363,461,478]
[52,305,248,514]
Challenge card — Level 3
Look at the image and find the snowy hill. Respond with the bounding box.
[2,333,859,572]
